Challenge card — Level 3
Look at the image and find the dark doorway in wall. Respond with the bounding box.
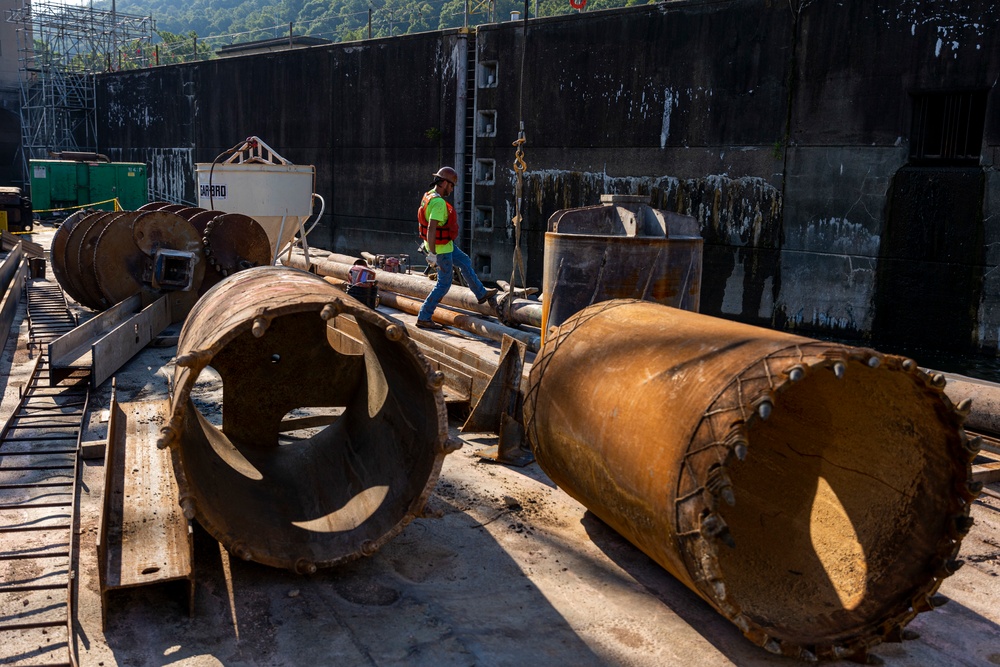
[873,167,984,352]
[872,90,988,353]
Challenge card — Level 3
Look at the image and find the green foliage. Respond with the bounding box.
[772,140,784,160]
[93,0,651,50]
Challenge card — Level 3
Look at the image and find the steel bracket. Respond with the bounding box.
[463,334,534,467]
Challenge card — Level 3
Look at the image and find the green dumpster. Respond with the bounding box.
[29,159,148,215]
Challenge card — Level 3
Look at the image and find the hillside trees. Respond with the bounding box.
[96,0,651,53]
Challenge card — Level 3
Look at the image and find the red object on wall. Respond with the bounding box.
[569,0,586,8]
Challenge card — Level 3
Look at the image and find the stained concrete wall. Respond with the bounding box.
[779,1,1000,351]
[93,0,1000,353]
[98,32,465,254]
[473,0,790,324]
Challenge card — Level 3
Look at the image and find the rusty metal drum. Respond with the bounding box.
[541,195,703,335]
[524,300,978,661]
[161,266,455,572]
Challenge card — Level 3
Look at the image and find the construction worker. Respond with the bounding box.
[416,166,497,329]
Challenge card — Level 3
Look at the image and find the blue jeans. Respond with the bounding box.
[418,246,487,321]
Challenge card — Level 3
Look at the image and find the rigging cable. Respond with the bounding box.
[505,0,530,324]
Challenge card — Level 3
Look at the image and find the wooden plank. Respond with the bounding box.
[0,230,43,258]
[91,295,171,388]
[48,293,143,370]
[973,447,1000,484]
[98,395,192,629]
[80,439,106,460]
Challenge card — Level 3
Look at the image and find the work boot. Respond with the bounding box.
[416,319,444,330]
[477,287,498,305]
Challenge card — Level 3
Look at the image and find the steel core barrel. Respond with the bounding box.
[524,300,977,661]
[163,266,452,572]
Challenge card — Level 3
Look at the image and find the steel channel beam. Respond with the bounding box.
[0,244,26,350]
[48,293,143,373]
[98,390,193,629]
[91,295,171,388]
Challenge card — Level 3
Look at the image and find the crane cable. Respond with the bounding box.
[505,0,530,325]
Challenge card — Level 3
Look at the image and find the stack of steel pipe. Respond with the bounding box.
[49,202,271,316]
[158,266,457,572]
[284,251,543,327]
[524,300,979,663]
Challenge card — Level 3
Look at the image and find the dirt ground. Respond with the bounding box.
[2,224,1000,666]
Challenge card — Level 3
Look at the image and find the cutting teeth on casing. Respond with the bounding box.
[963,434,983,457]
[320,303,339,320]
[251,317,268,338]
[953,515,974,536]
[385,324,404,341]
[755,398,773,420]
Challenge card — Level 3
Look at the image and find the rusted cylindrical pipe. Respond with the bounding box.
[524,300,975,661]
[165,266,451,571]
[320,276,541,352]
[379,290,541,352]
[285,252,543,327]
[941,371,1000,436]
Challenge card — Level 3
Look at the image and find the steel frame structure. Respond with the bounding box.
[5,1,155,183]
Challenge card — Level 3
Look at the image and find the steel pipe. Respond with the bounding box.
[162,266,454,572]
[524,300,976,662]
[378,290,541,352]
[285,251,544,327]
[940,371,1000,437]
[320,276,541,352]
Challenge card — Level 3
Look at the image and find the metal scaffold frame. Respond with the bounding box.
[5,1,155,184]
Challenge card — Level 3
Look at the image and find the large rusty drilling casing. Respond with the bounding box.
[160,266,456,572]
[524,300,978,662]
[48,207,271,316]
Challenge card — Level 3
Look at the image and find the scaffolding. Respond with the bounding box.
[5,1,155,183]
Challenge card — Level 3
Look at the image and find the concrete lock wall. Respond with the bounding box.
[96,32,464,254]
[94,0,1000,353]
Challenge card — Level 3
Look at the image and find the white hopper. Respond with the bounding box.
[196,138,317,262]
